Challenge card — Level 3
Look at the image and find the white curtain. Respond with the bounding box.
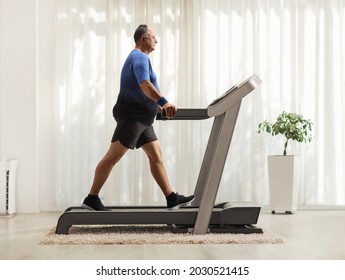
[53,0,345,209]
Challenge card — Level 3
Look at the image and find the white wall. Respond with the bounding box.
[0,0,38,212]
[36,0,57,211]
[0,0,58,212]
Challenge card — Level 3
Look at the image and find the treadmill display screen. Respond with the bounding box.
[208,85,239,106]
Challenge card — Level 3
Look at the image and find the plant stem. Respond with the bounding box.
[283,139,288,156]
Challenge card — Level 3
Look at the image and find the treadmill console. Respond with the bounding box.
[208,85,239,106]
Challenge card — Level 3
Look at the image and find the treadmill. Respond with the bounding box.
[55,74,262,235]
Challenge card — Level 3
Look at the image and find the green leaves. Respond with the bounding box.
[258,111,313,156]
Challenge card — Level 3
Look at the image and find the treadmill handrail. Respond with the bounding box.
[155,74,261,120]
[156,108,209,120]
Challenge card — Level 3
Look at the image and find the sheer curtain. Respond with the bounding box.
[53,0,345,209]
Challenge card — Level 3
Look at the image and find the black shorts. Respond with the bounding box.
[111,119,157,149]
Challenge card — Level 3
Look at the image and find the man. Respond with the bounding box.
[82,24,195,211]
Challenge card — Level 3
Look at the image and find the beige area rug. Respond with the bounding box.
[40,225,283,245]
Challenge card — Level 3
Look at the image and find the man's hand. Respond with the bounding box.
[162,102,177,119]
[139,81,177,119]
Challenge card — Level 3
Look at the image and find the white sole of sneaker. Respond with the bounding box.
[81,203,96,211]
[81,203,112,211]
[167,197,195,210]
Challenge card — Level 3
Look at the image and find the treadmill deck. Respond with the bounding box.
[55,204,262,234]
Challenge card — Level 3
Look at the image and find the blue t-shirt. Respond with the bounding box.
[113,50,160,125]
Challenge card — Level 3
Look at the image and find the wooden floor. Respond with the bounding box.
[0,210,345,260]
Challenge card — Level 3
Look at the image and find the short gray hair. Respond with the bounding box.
[134,24,148,43]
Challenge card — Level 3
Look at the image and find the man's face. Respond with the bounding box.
[143,27,158,53]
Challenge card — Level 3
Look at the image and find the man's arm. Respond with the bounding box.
[139,80,177,119]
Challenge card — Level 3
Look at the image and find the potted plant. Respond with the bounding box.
[258,111,313,214]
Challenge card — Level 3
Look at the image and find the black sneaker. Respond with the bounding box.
[167,193,195,210]
[81,195,111,211]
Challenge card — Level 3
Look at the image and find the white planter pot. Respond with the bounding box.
[267,155,298,214]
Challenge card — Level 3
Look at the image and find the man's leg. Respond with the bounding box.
[141,140,195,209]
[141,140,173,196]
[82,140,128,210]
[89,140,128,195]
